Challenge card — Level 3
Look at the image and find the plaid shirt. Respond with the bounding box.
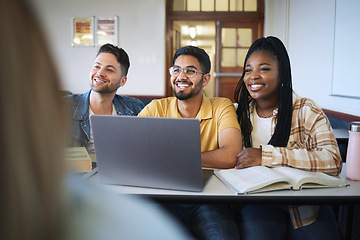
[250,92,342,228]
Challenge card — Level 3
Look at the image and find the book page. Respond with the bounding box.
[64,147,92,172]
[273,167,347,190]
[215,166,292,194]
[65,147,91,161]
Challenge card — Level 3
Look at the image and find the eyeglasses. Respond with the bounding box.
[169,66,204,78]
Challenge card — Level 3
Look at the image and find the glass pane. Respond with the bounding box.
[244,0,257,11]
[188,0,200,11]
[237,28,252,47]
[222,48,236,67]
[202,0,214,11]
[230,0,243,11]
[222,28,236,47]
[237,48,248,67]
[173,0,186,11]
[216,0,228,11]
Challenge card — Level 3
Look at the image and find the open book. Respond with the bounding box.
[214,166,349,194]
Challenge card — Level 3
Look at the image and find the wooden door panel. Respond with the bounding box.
[216,21,260,102]
[218,77,240,102]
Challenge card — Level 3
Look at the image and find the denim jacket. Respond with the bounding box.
[63,90,145,148]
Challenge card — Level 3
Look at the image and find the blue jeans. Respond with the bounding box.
[236,205,340,240]
[162,203,240,240]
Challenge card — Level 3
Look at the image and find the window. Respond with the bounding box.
[173,0,257,12]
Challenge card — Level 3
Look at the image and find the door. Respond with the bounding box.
[166,0,264,100]
[216,21,258,102]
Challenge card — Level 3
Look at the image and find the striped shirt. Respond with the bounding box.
[250,92,342,228]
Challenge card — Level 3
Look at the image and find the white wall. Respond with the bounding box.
[265,0,360,116]
[29,0,166,96]
[332,0,360,98]
[30,0,360,116]
[264,0,289,46]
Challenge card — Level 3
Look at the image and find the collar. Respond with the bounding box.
[169,93,213,120]
[73,90,91,120]
[73,89,134,120]
[112,95,135,115]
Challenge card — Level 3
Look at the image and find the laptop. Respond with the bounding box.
[90,115,210,192]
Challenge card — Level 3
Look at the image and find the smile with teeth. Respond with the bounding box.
[249,83,264,91]
[175,82,191,89]
[94,78,107,84]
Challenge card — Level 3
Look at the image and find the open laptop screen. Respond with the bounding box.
[90,115,203,192]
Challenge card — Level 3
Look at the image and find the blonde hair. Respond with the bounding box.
[0,0,66,239]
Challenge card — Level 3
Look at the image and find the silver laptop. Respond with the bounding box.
[90,115,206,192]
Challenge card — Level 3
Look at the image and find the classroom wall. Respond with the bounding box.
[29,0,166,96]
[265,0,360,116]
[29,0,360,116]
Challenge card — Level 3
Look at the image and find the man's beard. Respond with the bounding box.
[173,78,203,100]
[91,80,120,94]
[91,85,118,94]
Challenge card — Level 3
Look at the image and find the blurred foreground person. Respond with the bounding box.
[0,0,190,239]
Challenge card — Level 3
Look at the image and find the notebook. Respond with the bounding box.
[90,115,209,192]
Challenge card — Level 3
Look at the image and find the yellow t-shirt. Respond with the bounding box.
[138,94,240,152]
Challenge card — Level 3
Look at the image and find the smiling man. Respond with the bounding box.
[139,46,242,169]
[138,46,242,240]
[63,44,144,161]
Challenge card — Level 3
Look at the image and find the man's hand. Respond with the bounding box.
[235,147,262,169]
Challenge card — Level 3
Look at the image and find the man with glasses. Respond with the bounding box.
[138,46,242,240]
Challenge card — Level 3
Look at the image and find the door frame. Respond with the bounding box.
[165,0,264,97]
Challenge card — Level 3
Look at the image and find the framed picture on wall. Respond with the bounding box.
[95,16,118,46]
[71,16,94,47]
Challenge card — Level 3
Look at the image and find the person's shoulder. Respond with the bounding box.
[208,97,235,108]
[147,96,175,106]
[115,95,143,104]
[293,92,323,116]
[62,92,85,105]
[114,95,145,115]
[115,95,145,110]
[139,97,175,117]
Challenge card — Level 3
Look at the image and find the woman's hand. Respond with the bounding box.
[235,147,262,169]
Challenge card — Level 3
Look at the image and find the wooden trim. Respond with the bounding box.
[166,0,173,97]
[128,95,165,99]
[168,12,263,21]
[323,109,360,122]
